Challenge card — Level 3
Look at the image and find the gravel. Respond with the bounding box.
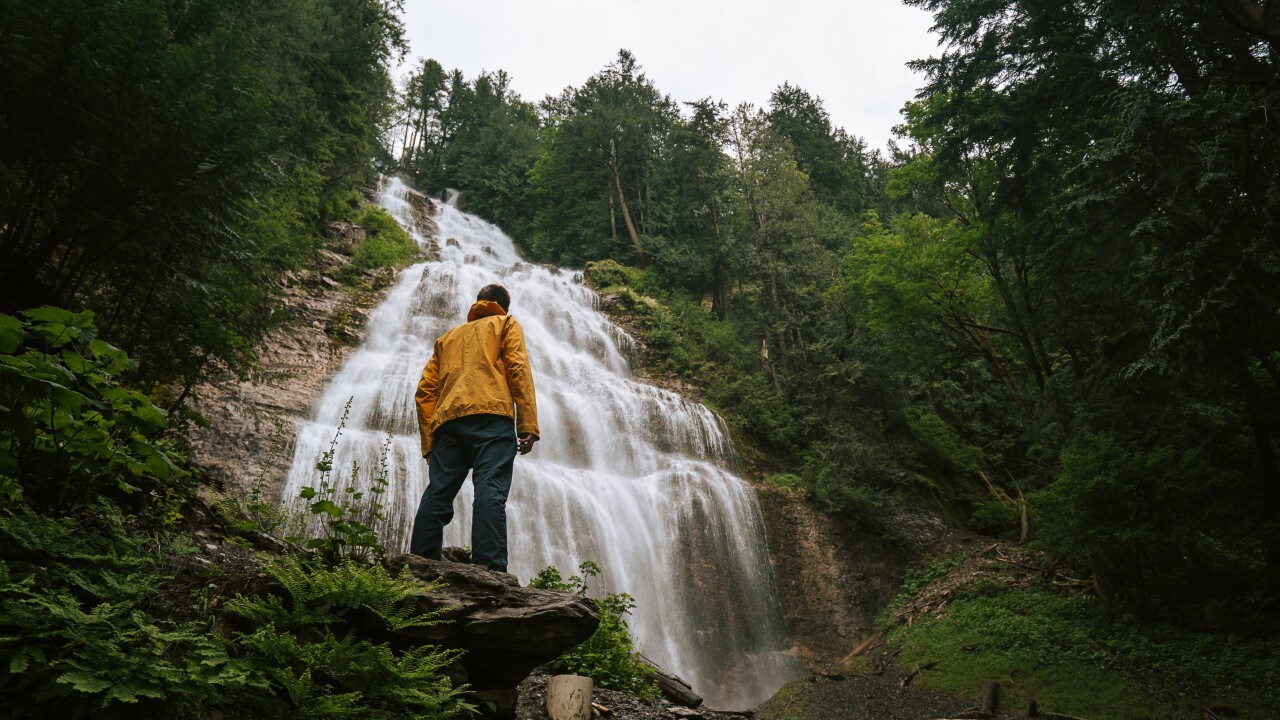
[513,670,1024,720]
[514,672,750,720]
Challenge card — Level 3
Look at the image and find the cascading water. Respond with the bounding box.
[282,177,800,709]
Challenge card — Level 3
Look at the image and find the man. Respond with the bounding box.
[410,284,539,573]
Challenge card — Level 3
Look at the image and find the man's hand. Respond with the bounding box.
[517,434,537,455]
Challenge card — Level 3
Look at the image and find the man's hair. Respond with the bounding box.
[477,284,510,311]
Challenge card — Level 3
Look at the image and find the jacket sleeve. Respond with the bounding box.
[415,348,441,456]
[502,317,539,439]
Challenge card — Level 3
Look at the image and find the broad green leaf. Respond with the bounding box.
[144,451,175,478]
[0,314,24,354]
[310,499,342,516]
[21,306,80,326]
[88,338,130,372]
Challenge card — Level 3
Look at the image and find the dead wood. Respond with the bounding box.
[981,680,999,713]
[840,631,883,663]
[898,660,940,687]
[639,655,702,707]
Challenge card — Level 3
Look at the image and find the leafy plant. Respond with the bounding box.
[0,504,260,716]
[224,554,472,719]
[0,307,182,514]
[289,399,392,563]
[0,501,472,719]
[530,562,659,699]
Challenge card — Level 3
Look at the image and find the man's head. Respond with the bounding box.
[477,284,511,312]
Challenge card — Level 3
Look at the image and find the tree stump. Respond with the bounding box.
[546,675,593,720]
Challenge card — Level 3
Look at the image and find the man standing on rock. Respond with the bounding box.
[411,284,539,573]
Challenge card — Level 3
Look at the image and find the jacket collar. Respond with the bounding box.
[467,300,507,322]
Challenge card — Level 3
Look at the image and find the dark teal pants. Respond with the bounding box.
[410,414,517,572]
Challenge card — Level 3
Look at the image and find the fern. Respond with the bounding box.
[224,554,470,719]
[0,506,472,719]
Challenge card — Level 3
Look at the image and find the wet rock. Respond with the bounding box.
[322,220,366,254]
[387,554,601,693]
[754,486,949,667]
[187,193,433,500]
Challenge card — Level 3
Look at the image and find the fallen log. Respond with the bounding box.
[840,631,884,663]
[639,655,702,707]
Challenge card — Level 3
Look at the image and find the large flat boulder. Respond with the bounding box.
[387,554,601,692]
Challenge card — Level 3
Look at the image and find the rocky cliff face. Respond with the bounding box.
[754,485,950,668]
[187,187,436,500]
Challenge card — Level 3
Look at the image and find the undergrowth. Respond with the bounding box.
[0,309,472,718]
[0,503,473,719]
[529,561,659,700]
[880,559,1278,719]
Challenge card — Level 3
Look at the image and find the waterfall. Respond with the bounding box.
[282,177,800,709]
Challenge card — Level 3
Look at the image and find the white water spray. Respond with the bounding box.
[282,177,799,709]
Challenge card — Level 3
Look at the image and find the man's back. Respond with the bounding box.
[414,298,538,458]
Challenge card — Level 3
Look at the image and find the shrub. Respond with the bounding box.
[529,562,659,699]
[322,189,365,222]
[0,307,182,515]
[1033,433,1262,613]
[351,207,419,273]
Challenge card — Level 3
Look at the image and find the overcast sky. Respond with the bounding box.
[397,0,941,151]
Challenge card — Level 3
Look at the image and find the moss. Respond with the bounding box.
[882,574,1278,718]
[754,678,811,720]
[350,207,419,272]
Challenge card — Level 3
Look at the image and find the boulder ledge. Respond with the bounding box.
[387,554,601,693]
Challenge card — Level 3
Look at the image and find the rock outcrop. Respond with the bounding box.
[386,554,601,695]
[187,189,436,500]
[376,554,599,718]
[753,485,949,667]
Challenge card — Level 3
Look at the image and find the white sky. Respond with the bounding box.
[397,0,941,151]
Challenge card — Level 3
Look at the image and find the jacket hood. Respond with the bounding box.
[467,300,507,322]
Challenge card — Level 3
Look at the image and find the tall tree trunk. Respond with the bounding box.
[609,138,644,262]
[609,191,619,243]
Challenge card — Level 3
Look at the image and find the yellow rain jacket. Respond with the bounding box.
[415,300,539,456]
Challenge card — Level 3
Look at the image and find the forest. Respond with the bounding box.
[1,0,1278,717]
[397,5,1279,621]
